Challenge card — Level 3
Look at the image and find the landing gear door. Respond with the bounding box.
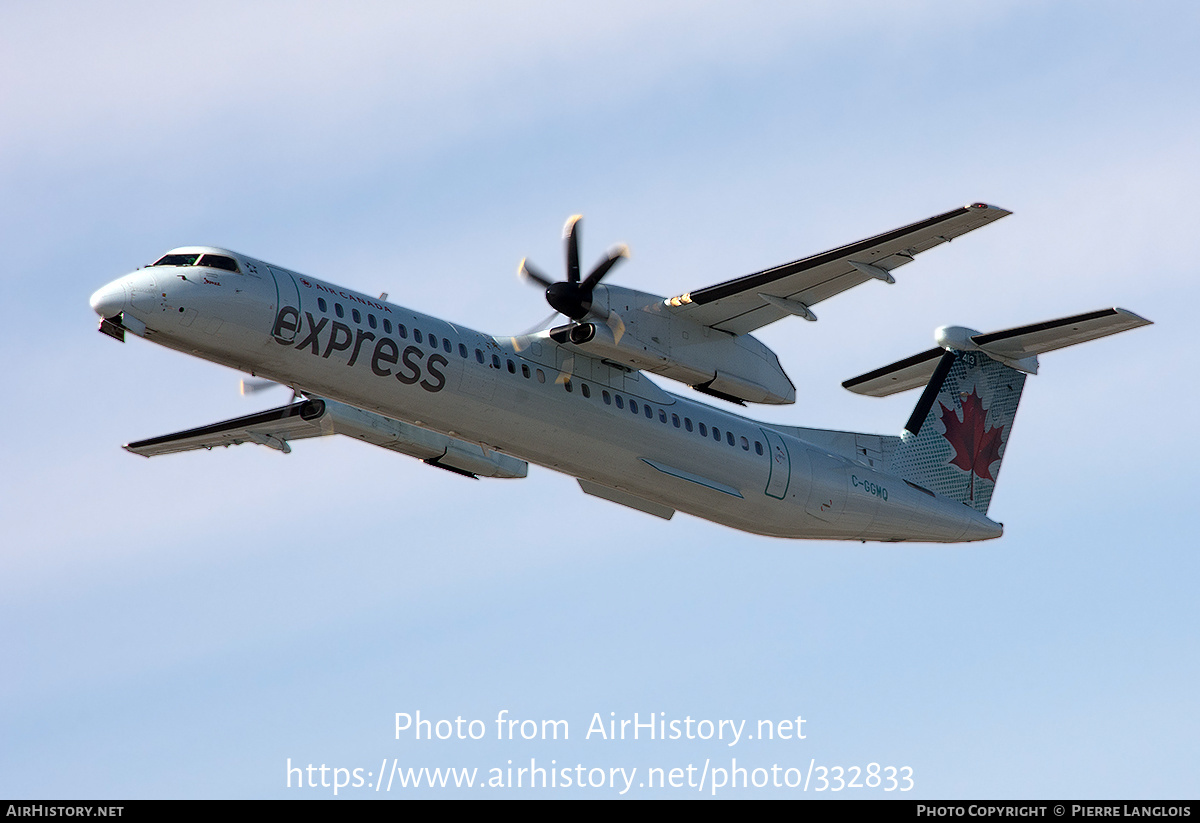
[761,428,790,499]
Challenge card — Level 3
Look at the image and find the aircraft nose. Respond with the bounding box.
[90,280,127,318]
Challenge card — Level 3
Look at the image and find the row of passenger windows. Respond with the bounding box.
[316,297,462,355]
[311,296,765,458]
[492,355,766,456]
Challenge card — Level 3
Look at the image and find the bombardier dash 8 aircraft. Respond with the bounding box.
[90,204,1149,542]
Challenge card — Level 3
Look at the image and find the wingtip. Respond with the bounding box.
[1112,307,1153,327]
[969,202,1013,217]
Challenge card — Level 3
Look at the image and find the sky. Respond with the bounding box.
[2,0,1197,799]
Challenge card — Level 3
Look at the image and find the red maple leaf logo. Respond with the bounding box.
[939,389,1005,500]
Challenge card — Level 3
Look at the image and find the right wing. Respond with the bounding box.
[125,398,527,478]
[665,203,1011,335]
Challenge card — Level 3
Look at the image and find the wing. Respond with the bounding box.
[125,398,527,478]
[125,401,328,455]
[665,203,1011,335]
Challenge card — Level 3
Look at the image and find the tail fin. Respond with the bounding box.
[843,308,1152,515]
[891,350,1024,513]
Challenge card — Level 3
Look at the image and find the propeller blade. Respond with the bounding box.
[581,243,629,290]
[518,257,555,288]
[514,311,562,343]
[563,214,582,284]
[604,309,626,346]
[240,377,278,395]
[519,215,628,327]
[557,353,575,385]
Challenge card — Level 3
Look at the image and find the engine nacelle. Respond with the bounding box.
[551,284,796,405]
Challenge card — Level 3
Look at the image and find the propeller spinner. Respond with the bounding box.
[519,215,628,321]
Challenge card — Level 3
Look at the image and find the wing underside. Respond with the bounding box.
[666,203,1011,335]
[125,399,528,478]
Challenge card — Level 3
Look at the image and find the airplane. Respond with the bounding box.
[89,203,1150,542]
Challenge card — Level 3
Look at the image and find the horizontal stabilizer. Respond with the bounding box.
[842,347,944,397]
[843,308,1151,396]
[969,307,1151,356]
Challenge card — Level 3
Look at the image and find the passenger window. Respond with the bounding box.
[443,339,452,354]
[755,441,764,455]
[581,383,590,398]
[507,359,516,374]
[564,379,573,392]
[492,355,501,368]
[672,414,680,428]
[368,314,377,329]
[684,418,693,432]
[428,333,437,348]
[659,410,667,423]
[615,395,624,409]
[475,349,484,363]
[603,391,611,405]
[741,436,750,451]
[521,364,530,378]
[459,343,468,358]
[318,298,327,312]
[414,329,423,343]
[335,303,344,318]
[630,399,639,414]
[352,308,361,324]
[727,431,735,446]
[537,369,546,383]
[384,319,392,334]
[699,422,708,437]
[644,405,652,419]
[398,324,408,338]
[713,427,720,442]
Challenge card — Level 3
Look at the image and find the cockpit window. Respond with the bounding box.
[150,253,240,272]
[152,253,201,267]
[198,254,239,272]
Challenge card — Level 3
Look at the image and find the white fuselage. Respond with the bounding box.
[92,252,1003,542]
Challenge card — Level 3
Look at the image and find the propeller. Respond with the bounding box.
[240,377,279,395]
[518,215,629,323]
[240,377,301,404]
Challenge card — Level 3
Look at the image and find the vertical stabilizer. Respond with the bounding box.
[891,351,1026,514]
[843,308,1151,519]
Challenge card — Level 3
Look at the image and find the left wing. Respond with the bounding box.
[125,398,527,478]
[125,401,327,455]
[665,203,1011,335]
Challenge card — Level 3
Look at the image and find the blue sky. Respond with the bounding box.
[2,1,1196,798]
